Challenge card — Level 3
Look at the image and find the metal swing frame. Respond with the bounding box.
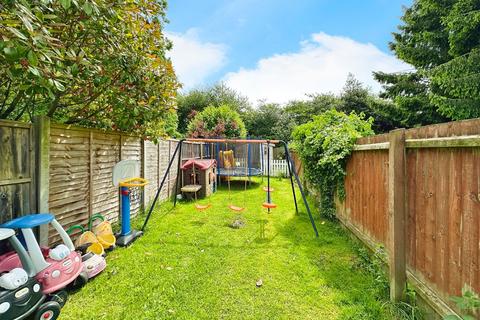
[141,138,319,237]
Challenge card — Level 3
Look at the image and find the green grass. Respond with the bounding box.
[60,178,395,319]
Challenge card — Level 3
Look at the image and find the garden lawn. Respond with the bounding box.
[60,178,393,320]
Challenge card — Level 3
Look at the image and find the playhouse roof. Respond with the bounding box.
[181,159,216,170]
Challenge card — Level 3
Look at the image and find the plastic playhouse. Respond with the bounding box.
[180,159,216,200]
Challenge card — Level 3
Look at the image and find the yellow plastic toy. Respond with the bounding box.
[89,214,116,250]
[66,225,105,256]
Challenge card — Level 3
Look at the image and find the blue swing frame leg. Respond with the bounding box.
[116,186,143,247]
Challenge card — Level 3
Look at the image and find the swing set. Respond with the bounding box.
[141,138,319,237]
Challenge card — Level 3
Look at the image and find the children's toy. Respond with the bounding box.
[0,214,88,294]
[66,225,106,279]
[89,214,116,250]
[66,225,104,256]
[0,228,63,320]
[0,268,28,290]
[113,160,148,247]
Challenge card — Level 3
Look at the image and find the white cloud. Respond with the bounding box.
[167,29,228,89]
[224,32,410,103]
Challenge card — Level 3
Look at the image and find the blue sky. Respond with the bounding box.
[166,0,413,103]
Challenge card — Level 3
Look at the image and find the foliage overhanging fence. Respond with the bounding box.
[294,118,480,318]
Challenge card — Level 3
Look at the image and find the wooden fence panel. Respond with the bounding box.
[406,147,480,304]
[338,150,389,246]
[120,136,142,216]
[0,120,34,223]
[144,140,159,205]
[49,126,90,243]
[91,132,121,222]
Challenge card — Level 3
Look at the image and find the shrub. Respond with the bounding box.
[292,109,374,218]
[187,105,246,138]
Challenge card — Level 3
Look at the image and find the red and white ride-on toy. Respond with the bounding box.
[0,214,88,295]
[0,228,65,320]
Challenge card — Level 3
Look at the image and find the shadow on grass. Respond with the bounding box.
[276,210,391,319]
[217,179,262,191]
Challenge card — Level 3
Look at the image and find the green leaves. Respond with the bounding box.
[384,0,480,123]
[6,27,27,40]
[83,2,93,15]
[27,50,38,66]
[59,0,72,10]
[292,110,373,219]
[0,0,179,135]
[187,105,247,139]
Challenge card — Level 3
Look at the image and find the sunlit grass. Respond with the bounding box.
[60,178,393,319]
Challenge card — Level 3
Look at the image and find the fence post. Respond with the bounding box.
[388,128,407,302]
[142,139,147,212]
[89,131,94,222]
[34,116,50,246]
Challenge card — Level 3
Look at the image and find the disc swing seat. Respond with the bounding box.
[262,141,277,211]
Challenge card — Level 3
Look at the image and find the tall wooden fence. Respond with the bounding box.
[0,117,182,244]
[0,120,35,222]
[332,118,480,318]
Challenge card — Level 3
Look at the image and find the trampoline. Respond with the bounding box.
[217,167,262,177]
[207,141,270,178]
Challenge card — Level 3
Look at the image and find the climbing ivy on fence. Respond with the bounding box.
[292,109,374,218]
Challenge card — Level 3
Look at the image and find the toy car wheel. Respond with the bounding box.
[34,301,61,320]
[50,290,68,308]
[71,271,88,289]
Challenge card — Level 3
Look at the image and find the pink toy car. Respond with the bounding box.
[0,214,88,295]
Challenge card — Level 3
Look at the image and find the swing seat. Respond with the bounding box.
[228,205,245,212]
[262,187,274,192]
[262,202,277,209]
[195,204,211,211]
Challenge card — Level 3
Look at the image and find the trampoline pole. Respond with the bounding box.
[282,141,319,237]
[173,140,184,208]
[142,140,182,232]
[260,143,264,183]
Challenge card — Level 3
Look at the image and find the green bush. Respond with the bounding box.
[292,109,374,218]
[187,105,247,138]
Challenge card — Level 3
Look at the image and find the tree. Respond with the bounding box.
[377,0,480,122]
[243,103,295,141]
[177,83,250,134]
[0,0,178,138]
[428,1,480,120]
[187,105,246,139]
[284,94,341,125]
[339,74,405,132]
[374,71,448,127]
